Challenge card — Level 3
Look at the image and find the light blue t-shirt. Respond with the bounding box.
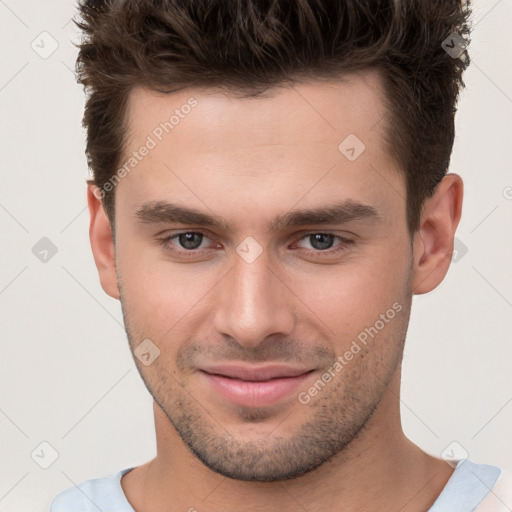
[49,459,506,511]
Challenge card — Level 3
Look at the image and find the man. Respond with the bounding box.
[50,0,511,510]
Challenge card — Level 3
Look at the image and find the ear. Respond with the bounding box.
[412,173,464,295]
[87,183,120,300]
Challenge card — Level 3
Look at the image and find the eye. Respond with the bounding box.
[157,230,215,256]
[293,232,354,255]
[172,232,207,250]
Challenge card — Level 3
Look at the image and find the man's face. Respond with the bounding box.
[112,70,414,481]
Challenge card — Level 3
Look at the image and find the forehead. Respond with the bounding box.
[118,70,405,229]
[125,70,388,151]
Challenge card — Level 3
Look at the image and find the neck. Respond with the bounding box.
[122,372,454,512]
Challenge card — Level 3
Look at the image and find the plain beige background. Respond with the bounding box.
[0,1,511,510]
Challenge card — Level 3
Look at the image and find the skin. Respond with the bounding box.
[88,69,463,511]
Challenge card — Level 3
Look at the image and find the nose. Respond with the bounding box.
[213,243,295,349]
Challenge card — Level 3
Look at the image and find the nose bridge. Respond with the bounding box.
[213,242,294,347]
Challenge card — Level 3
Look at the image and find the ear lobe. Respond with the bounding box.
[412,173,464,295]
[87,184,120,300]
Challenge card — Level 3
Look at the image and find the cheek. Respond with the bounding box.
[294,244,409,331]
[117,239,217,340]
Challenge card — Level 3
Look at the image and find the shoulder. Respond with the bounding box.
[428,459,509,512]
[475,466,512,512]
[49,468,135,512]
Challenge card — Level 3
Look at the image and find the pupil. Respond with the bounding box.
[311,233,333,250]
[180,233,202,249]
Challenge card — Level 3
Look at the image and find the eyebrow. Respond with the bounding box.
[135,199,381,231]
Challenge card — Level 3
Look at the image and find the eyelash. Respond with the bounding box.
[156,230,354,258]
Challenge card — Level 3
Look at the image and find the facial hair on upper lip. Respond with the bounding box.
[175,337,337,375]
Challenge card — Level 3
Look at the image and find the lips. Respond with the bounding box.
[200,364,312,381]
[198,364,314,408]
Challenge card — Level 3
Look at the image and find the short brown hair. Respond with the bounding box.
[75,0,471,235]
